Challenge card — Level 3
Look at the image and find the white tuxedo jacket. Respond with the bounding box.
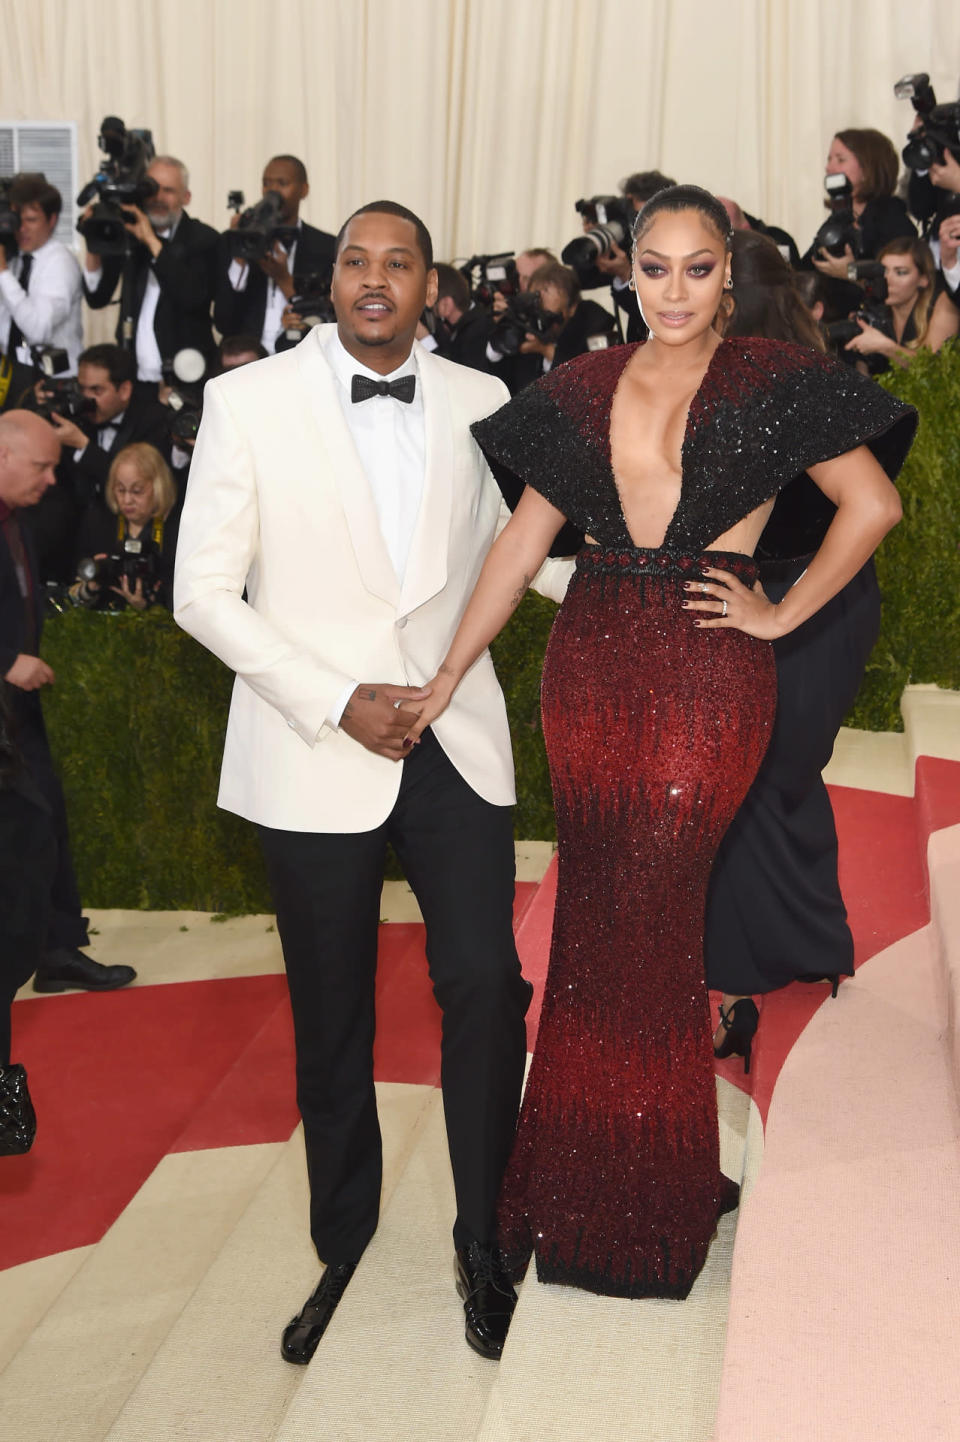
[174,325,571,833]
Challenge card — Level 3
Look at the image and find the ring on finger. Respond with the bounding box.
[721,599,728,617]
[393,699,402,710]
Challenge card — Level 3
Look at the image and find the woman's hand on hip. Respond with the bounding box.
[683,566,783,640]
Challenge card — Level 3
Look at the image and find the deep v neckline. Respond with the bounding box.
[608,338,727,551]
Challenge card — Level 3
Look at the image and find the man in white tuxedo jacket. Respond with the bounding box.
[175,202,570,1365]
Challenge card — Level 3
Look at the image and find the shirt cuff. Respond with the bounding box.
[328,679,359,730]
[941,257,960,292]
[83,265,102,291]
[611,274,630,291]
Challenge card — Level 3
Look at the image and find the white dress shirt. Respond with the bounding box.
[227,221,300,353]
[323,327,425,726]
[83,219,177,383]
[0,237,84,372]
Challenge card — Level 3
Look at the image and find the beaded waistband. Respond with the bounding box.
[575,545,759,584]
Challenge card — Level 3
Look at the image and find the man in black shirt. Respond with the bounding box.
[214,156,336,354]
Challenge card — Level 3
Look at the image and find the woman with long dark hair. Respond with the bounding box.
[405,188,914,1302]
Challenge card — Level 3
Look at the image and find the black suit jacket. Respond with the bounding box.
[84,212,219,363]
[0,515,43,679]
[60,390,173,508]
[213,221,336,345]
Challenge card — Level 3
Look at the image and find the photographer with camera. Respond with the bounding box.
[0,179,83,411]
[421,263,494,373]
[804,128,915,285]
[46,344,171,508]
[842,236,958,372]
[214,156,336,354]
[81,155,219,383]
[562,172,676,342]
[514,261,618,372]
[72,442,178,611]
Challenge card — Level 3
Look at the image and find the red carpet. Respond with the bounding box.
[2,883,536,1271]
[4,765,958,1273]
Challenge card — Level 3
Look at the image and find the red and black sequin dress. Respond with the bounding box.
[471,337,916,1300]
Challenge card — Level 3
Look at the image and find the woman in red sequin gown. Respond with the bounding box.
[406,186,914,1301]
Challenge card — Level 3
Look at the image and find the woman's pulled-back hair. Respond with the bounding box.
[632,184,734,252]
[725,230,825,352]
[877,235,937,346]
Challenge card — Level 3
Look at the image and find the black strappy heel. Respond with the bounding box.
[713,998,760,1075]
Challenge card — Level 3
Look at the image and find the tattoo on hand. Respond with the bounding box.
[510,574,531,611]
[356,687,377,702]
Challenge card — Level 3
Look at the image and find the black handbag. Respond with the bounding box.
[0,1063,37,1155]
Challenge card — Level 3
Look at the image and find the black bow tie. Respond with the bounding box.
[351,373,416,404]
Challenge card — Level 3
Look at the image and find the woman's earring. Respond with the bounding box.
[628,277,636,291]
[724,276,734,290]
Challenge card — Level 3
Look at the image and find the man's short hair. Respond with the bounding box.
[335,201,434,270]
[268,155,308,186]
[150,155,190,189]
[529,262,580,309]
[433,263,470,313]
[620,170,677,205]
[9,176,62,221]
[79,344,137,387]
[519,247,556,265]
[219,334,268,365]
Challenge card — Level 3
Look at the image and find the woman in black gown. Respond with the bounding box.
[705,231,887,1057]
[405,187,915,1302]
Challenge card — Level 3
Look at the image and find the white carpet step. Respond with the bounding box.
[104,1083,433,1442]
[474,1079,759,1442]
[0,1142,281,1442]
[271,1077,761,1442]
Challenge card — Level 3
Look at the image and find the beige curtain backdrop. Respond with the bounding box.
[3,0,960,280]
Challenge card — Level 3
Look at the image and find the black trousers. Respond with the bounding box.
[12,692,88,953]
[259,729,532,1266]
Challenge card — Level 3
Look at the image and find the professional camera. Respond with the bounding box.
[76,116,158,256]
[896,73,960,170]
[161,347,207,447]
[561,196,633,277]
[274,271,336,352]
[823,263,892,347]
[489,292,563,356]
[0,178,20,259]
[31,346,96,425]
[226,190,297,262]
[77,544,159,594]
[811,173,861,259]
[459,253,520,306]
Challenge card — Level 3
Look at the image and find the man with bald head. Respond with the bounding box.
[0,412,136,993]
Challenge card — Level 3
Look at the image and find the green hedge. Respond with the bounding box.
[42,609,274,913]
[846,340,960,731]
[40,346,960,907]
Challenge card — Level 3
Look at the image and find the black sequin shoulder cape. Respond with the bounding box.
[471,337,918,555]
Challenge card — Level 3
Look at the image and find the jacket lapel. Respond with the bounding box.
[400,344,451,616]
[296,328,400,607]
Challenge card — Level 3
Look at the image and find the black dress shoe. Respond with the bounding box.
[281,1261,358,1364]
[454,1241,517,1360]
[33,947,137,994]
